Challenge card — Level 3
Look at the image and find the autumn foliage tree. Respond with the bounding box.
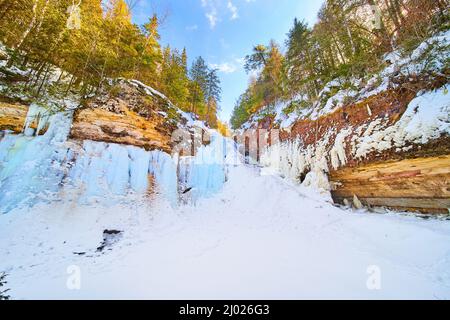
[0,0,221,125]
[231,0,449,129]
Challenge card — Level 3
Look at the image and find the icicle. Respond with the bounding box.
[105,143,130,195]
[0,110,73,213]
[128,146,150,193]
[353,195,363,209]
[177,132,231,201]
[23,104,52,136]
[149,150,179,206]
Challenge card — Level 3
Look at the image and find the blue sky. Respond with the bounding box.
[131,0,324,122]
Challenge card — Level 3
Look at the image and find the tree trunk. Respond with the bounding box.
[385,0,401,33]
[16,0,39,50]
[367,0,392,52]
[345,23,356,56]
[34,0,50,36]
[35,63,51,97]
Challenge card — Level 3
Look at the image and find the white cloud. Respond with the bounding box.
[227,1,238,20]
[234,57,245,66]
[210,57,245,74]
[186,25,198,31]
[210,62,237,74]
[206,10,218,28]
[201,0,219,29]
[201,0,241,29]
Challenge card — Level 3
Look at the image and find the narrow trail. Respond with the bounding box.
[1,162,450,299]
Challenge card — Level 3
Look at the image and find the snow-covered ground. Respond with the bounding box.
[1,78,449,299]
[1,161,450,299]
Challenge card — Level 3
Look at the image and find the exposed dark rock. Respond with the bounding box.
[96,229,123,253]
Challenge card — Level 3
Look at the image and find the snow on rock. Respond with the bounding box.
[177,109,208,130]
[403,87,450,139]
[307,78,360,120]
[243,30,449,130]
[127,78,206,130]
[259,83,449,195]
[129,79,169,101]
[353,84,450,159]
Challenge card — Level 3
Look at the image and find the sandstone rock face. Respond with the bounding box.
[70,80,188,153]
[248,79,449,214]
[1,80,197,154]
[0,101,27,133]
[330,155,450,214]
[0,101,49,135]
[70,105,173,153]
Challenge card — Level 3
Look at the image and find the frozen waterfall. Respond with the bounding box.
[0,108,238,213]
[0,110,73,213]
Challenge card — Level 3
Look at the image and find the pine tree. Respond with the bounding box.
[181,47,188,72]
[189,56,209,114]
[134,14,162,88]
[160,46,190,110]
[0,0,221,115]
[204,68,221,126]
[244,44,268,73]
[0,272,9,300]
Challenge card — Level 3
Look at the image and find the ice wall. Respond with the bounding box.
[67,134,234,207]
[23,104,52,135]
[0,107,233,213]
[178,133,236,200]
[0,110,73,213]
[67,141,179,206]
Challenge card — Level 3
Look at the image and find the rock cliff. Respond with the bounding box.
[69,80,188,153]
[0,78,201,153]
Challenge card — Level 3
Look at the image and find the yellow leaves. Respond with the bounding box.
[107,0,131,24]
[217,120,231,137]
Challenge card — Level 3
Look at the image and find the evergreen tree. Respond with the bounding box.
[204,68,221,127]
[244,44,268,73]
[160,46,190,110]
[189,56,209,114]
[0,272,9,300]
[233,0,449,129]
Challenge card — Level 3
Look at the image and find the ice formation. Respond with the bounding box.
[0,109,73,213]
[0,106,234,213]
[66,141,180,206]
[259,85,449,193]
[329,129,351,170]
[260,133,332,194]
[179,132,239,201]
